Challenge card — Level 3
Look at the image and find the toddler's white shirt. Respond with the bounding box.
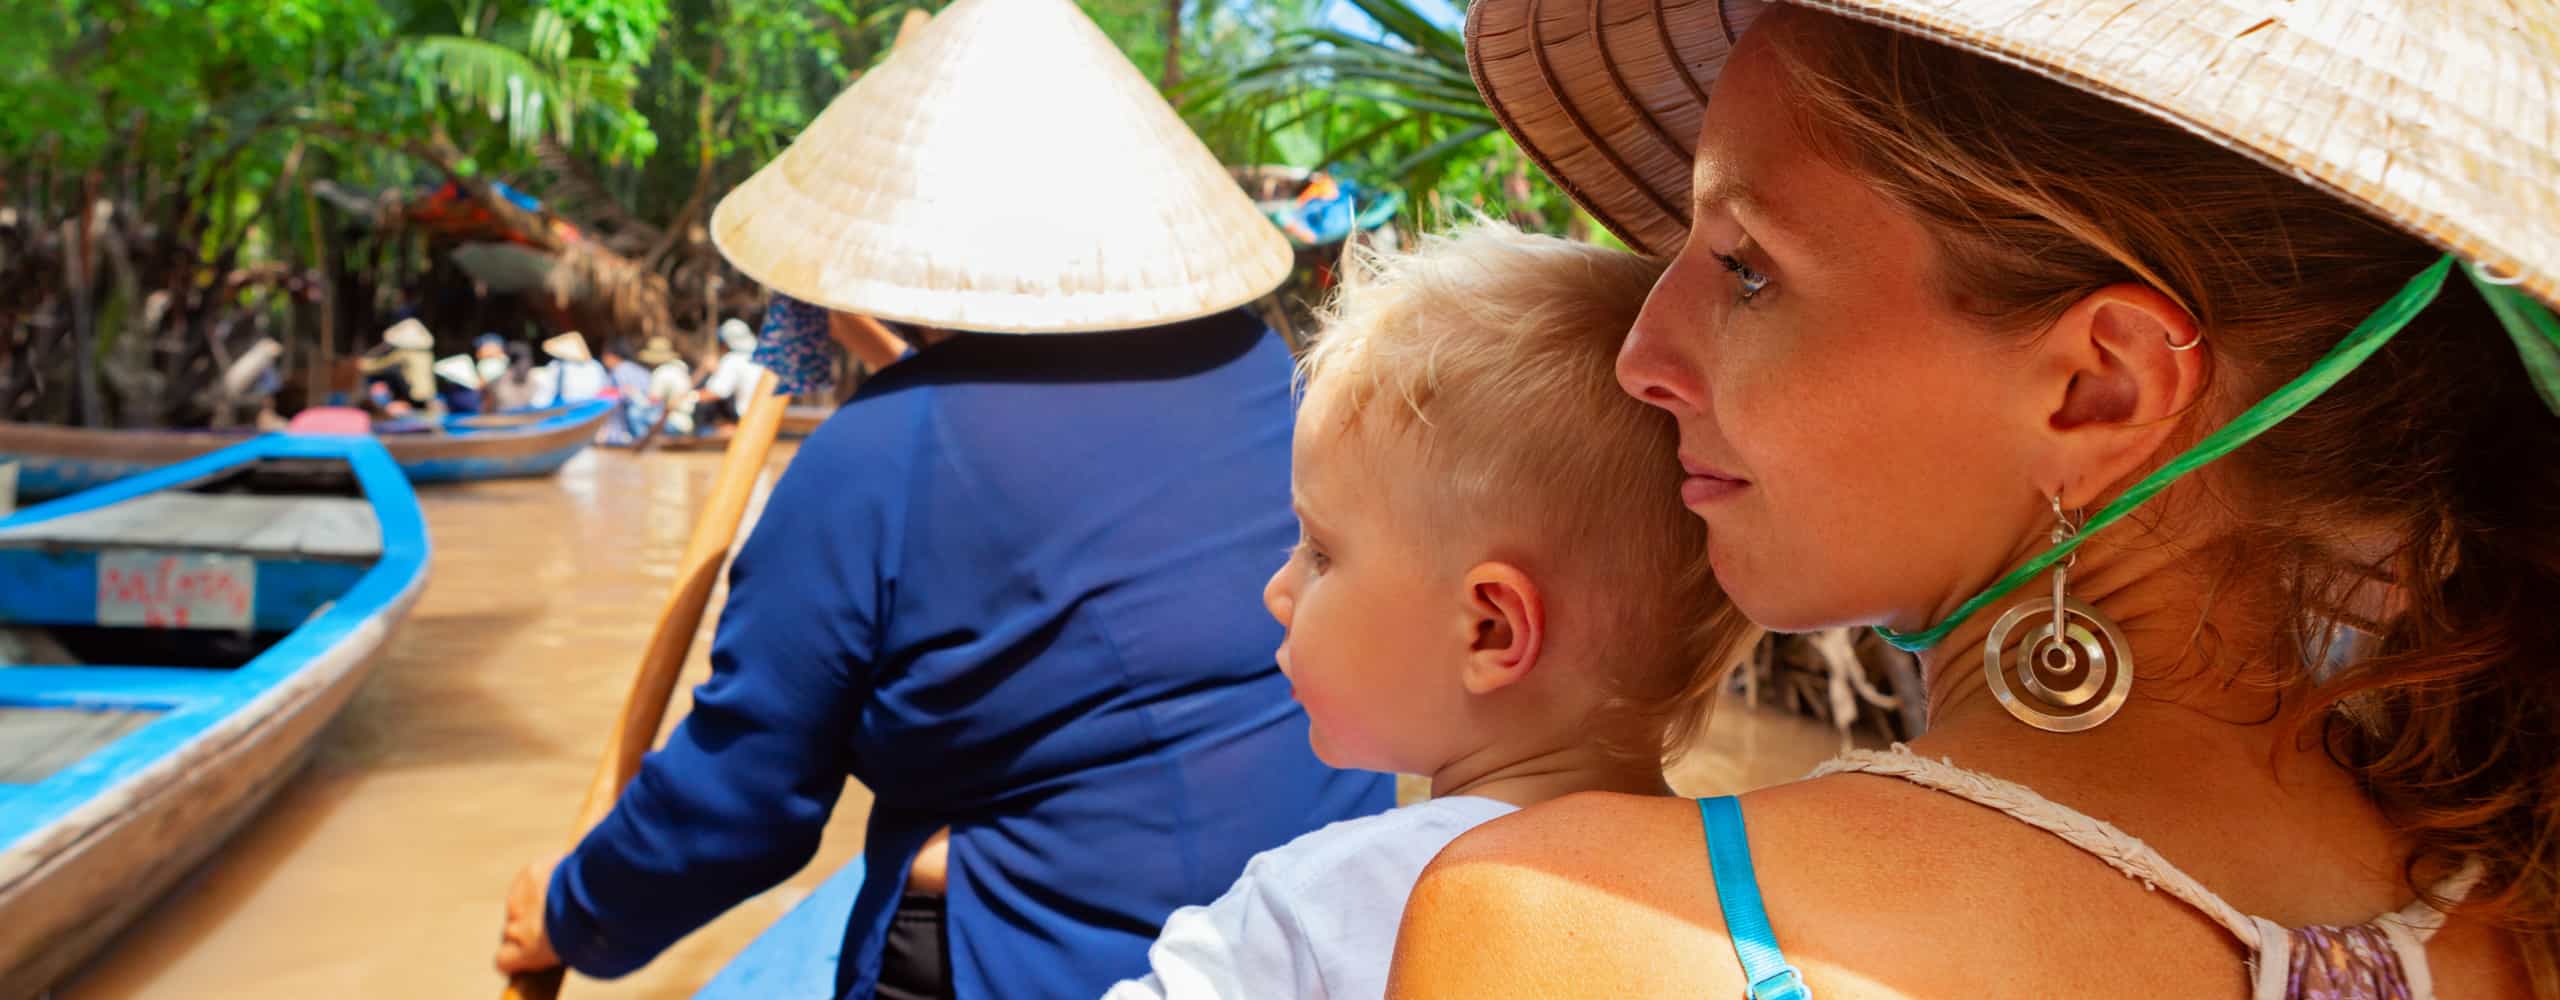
[1103,795,1519,1000]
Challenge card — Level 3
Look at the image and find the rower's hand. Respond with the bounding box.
[494,855,564,975]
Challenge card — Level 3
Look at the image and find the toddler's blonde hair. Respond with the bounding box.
[1299,221,1760,762]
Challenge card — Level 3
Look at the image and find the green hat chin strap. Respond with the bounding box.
[1875,254,2560,654]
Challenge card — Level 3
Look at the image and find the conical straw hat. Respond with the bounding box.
[542,331,592,363]
[382,317,434,351]
[1466,0,2560,310]
[711,0,1292,335]
[433,354,483,389]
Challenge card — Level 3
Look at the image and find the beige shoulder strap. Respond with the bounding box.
[1812,747,2265,946]
[1813,746,2481,1000]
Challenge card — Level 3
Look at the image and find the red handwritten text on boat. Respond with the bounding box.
[96,550,258,630]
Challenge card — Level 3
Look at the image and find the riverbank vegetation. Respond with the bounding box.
[0,0,1579,427]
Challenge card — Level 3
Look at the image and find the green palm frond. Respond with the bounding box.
[398,8,632,154]
[1181,0,1496,197]
[1338,0,1466,64]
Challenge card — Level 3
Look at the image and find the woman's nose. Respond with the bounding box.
[1617,267,1713,414]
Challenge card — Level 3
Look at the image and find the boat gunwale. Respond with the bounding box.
[0,433,432,869]
[0,398,615,495]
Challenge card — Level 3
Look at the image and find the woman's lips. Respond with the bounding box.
[1680,456,1749,505]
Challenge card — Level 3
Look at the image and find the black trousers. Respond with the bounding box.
[874,892,952,1000]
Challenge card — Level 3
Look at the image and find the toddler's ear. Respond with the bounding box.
[1460,563,1545,695]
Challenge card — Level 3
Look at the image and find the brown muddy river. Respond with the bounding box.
[55,444,1846,999]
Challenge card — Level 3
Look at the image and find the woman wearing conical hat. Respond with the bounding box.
[636,335,697,437]
[530,331,612,408]
[691,318,767,431]
[359,317,438,415]
[1390,3,2557,997]
[491,0,1392,996]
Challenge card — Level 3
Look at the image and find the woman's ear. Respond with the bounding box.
[2034,283,2210,507]
[1460,563,1545,695]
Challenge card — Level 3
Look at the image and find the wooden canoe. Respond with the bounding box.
[0,434,431,999]
[0,398,614,500]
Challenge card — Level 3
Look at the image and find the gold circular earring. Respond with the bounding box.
[1982,496,2134,732]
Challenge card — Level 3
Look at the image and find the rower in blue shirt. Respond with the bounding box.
[491,1,1391,996]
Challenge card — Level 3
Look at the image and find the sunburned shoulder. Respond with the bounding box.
[1391,791,1749,997]
[1391,780,2260,999]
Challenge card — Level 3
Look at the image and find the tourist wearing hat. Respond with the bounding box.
[482,341,538,414]
[359,317,438,416]
[690,318,767,431]
[432,353,484,415]
[473,333,511,386]
[594,340,656,444]
[1389,2,2556,997]
[492,1,1391,997]
[600,339,652,403]
[530,331,611,409]
[636,336,698,437]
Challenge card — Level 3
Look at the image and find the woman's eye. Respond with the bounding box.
[1714,253,1770,304]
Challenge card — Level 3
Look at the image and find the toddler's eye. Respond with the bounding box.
[1714,253,1770,304]
[1293,538,1330,574]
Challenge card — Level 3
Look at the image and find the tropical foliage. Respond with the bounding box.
[1178,0,1593,238]
[0,0,1594,428]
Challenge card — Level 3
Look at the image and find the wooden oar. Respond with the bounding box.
[502,370,786,1000]
[503,16,933,997]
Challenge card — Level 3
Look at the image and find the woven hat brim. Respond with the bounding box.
[433,354,482,389]
[383,317,435,351]
[710,0,1292,335]
[542,333,591,363]
[1467,0,2560,311]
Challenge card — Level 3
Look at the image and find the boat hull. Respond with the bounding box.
[0,436,431,997]
[0,399,611,498]
[0,591,415,999]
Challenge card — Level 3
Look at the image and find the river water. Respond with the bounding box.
[55,445,1844,999]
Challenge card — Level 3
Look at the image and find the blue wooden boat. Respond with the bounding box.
[0,398,614,500]
[693,860,869,999]
[0,433,430,998]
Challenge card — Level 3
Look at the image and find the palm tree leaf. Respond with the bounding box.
[1339,0,1466,64]
[400,34,623,152]
[1384,122,1496,181]
[1316,112,1416,169]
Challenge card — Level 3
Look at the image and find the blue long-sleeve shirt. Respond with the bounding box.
[546,309,1394,998]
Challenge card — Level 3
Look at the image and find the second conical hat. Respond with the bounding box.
[542,332,592,363]
[711,0,1291,335]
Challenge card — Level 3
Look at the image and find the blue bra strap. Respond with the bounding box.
[1698,796,1811,1000]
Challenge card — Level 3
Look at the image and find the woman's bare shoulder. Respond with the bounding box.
[1389,777,2239,998]
[1390,791,1745,998]
[1402,778,1932,916]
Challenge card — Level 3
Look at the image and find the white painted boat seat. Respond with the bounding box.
[0,493,382,560]
[0,706,159,784]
